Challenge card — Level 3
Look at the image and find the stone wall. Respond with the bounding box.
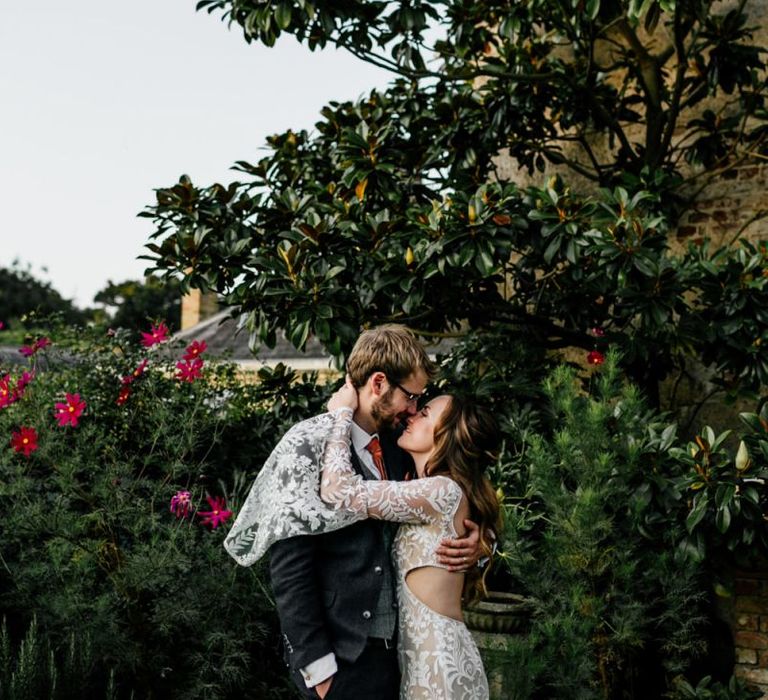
[721,568,768,695]
[674,164,768,252]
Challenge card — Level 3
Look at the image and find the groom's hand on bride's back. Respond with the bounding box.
[435,519,483,572]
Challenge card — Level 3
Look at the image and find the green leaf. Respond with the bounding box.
[715,505,732,534]
[686,494,708,533]
[659,423,677,451]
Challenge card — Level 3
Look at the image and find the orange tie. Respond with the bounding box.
[365,437,387,480]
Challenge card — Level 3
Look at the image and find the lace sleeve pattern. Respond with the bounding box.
[321,408,463,525]
[223,413,362,567]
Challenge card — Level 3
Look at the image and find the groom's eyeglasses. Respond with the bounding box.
[388,378,426,405]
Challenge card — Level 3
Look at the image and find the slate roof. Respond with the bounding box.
[173,310,333,369]
[173,311,456,369]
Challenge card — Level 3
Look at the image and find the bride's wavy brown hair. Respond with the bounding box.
[425,395,501,602]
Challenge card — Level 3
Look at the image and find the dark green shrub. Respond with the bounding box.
[0,323,326,698]
[489,352,768,698]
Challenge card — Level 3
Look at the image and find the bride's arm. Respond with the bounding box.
[321,407,460,524]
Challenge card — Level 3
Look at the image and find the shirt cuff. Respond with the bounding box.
[301,652,338,688]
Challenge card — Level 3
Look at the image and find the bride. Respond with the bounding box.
[321,379,500,700]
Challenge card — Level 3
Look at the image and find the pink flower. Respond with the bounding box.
[19,337,51,357]
[175,358,204,383]
[16,371,34,392]
[140,322,170,348]
[10,426,38,457]
[170,490,193,519]
[196,495,232,529]
[122,359,149,385]
[183,340,207,361]
[587,350,605,365]
[132,359,149,378]
[590,327,605,337]
[54,393,86,427]
[0,375,13,408]
[116,385,131,405]
[0,321,4,330]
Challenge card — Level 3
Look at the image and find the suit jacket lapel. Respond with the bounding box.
[349,445,371,480]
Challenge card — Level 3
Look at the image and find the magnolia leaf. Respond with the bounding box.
[686,494,708,533]
[355,178,368,202]
[715,505,731,534]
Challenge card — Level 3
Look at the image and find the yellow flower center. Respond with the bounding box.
[69,406,75,412]
[22,438,28,444]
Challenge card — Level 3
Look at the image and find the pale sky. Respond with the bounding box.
[1,2,390,308]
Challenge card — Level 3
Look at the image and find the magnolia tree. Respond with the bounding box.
[143,0,768,406]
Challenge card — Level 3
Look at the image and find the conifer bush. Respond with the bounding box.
[476,351,767,698]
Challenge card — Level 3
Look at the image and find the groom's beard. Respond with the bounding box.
[371,388,402,431]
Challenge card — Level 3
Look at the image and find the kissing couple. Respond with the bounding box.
[225,325,500,700]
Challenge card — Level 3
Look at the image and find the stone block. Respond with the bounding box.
[739,167,760,179]
[736,597,767,614]
[736,578,762,596]
[676,225,698,238]
[738,614,760,631]
[737,647,759,664]
[736,665,768,686]
[736,631,768,650]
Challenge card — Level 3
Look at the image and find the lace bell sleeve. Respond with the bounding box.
[320,408,462,524]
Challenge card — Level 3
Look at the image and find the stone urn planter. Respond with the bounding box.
[464,591,536,634]
[464,592,537,700]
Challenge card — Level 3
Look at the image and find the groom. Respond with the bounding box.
[269,325,482,699]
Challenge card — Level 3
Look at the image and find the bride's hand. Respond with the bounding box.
[327,375,358,412]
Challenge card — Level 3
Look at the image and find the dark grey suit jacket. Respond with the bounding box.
[269,429,412,675]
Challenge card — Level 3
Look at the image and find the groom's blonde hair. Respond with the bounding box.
[347,324,436,388]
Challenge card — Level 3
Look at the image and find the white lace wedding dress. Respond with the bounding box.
[321,408,489,700]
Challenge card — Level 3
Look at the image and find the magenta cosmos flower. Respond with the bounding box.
[121,359,149,385]
[175,358,204,383]
[54,393,86,427]
[170,490,193,519]
[116,385,131,405]
[140,322,170,348]
[11,426,38,457]
[0,375,13,409]
[183,340,207,361]
[19,337,51,357]
[196,496,232,529]
[586,350,605,365]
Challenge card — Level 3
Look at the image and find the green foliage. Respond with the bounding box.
[0,323,327,698]
[93,275,182,332]
[0,262,86,330]
[0,616,103,700]
[674,404,768,567]
[668,674,763,700]
[497,353,709,697]
[143,0,768,402]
